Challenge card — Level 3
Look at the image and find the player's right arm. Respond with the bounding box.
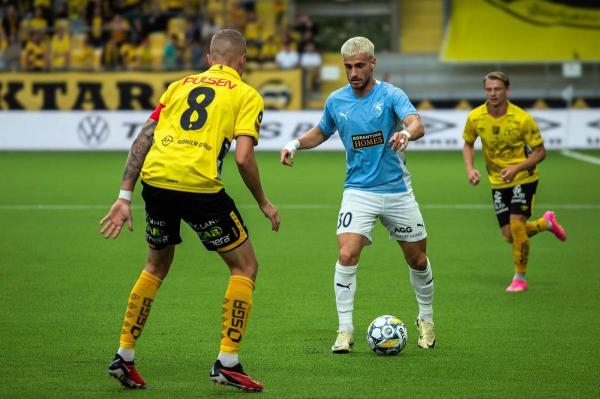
[462,115,480,185]
[99,118,157,239]
[280,126,327,166]
[462,141,481,185]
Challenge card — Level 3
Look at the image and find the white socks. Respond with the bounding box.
[218,352,239,367]
[117,347,135,362]
[334,262,357,333]
[409,258,434,321]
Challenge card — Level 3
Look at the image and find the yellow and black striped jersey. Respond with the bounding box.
[463,101,543,189]
[141,64,264,193]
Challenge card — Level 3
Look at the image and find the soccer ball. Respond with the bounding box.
[366,315,408,355]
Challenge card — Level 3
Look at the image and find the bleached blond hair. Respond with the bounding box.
[340,37,374,58]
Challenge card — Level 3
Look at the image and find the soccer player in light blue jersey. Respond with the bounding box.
[280,36,435,351]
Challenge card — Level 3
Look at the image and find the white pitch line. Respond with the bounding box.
[561,150,600,165]
[0,203,598,211]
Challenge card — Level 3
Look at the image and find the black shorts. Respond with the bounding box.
[141,182,249,252]
[491,180,538,227]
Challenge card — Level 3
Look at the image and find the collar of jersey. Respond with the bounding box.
[207,64,240,80]
[483,100,515,116]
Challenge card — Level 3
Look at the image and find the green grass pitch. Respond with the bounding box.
[0,150,599,398]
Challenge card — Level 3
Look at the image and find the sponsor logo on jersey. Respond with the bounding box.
[351,131,384,149]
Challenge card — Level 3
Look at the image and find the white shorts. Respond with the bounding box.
[336,189,427,243]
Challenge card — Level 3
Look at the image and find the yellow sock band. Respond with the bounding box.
[119,270,162,349]
[510,219,529,274]
[220,275,254,354]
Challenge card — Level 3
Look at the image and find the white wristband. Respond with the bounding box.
[400,130,412,140]
[284,139,300,152]
[118,190,133,202]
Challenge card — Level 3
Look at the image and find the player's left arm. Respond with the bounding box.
[389,114,424,152]
[500,143,546,183]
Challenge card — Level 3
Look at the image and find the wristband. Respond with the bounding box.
[400,130,412,140]
[118,190,133,202]
[285,139,300,152]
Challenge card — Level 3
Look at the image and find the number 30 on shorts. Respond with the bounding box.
[338,212,352,228]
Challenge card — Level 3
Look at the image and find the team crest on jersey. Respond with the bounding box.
[373,102,384,117]
[492,126,500,135]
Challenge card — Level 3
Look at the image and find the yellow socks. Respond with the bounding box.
[526,217,548,237]
[510,219,529,274]
[119,270,162,349]
[220,275,254,354]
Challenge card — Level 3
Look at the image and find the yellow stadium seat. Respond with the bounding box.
[455,100,472,110]
[417,100,435,110]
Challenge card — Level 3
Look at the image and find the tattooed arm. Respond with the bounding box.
[99,119,156,239]
[120,118,157,190]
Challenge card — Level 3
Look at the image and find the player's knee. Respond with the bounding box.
[144,261,170,280]
[406,252,428,270]
[338,249,359,266]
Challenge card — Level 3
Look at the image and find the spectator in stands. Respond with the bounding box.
[107,13,130,48]
[29,6,49,35]
[21,31,47,71]
[3,32,21,71]
[294,14,318,53]
[201,15,220,48]
[146,3,168,34]
[88,3,105,49]
[0,27,6,70]
[2,4,20,40]
[259,34,279,69]
[49,20,71,70]
[275,39,299,69]
[300,41,322,96]
[102,36,122,70]
[162,33,178,70]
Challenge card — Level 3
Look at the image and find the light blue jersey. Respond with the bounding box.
[318,80,419,193]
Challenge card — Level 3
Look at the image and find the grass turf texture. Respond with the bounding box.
[0,150,598,398]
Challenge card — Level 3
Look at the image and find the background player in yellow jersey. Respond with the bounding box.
[462,71,567,292]
[99,29,279,392]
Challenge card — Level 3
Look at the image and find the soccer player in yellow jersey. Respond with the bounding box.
[462,72,567,292]
[99,29,279,392]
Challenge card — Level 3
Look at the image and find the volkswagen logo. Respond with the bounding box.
[78,114,109,147]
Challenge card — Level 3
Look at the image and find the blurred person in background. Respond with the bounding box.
[299,41,322,97]
[280,36,436,352]
[21,30,47,71]
[275,39,298,69]
[99,28,279,392]
[462,71,567,292]
[48,20,70,70]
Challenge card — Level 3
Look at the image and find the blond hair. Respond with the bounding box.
[483,71,510,88]
[340,37,374,58]
[210,29,247,63]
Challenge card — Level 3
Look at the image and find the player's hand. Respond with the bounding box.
[467,169,481,185]
[99,199,133,239]
[500,167,517,183]
[260,200,280,232]
[280,139,300,167]
[389,130,410,152]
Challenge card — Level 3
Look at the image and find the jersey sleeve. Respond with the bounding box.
[463,112,478,143]
[523,114,544,148]
[149,80,178,121]
[317,96,337,137]
[234,88,263,144]
[392,88,418,121]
